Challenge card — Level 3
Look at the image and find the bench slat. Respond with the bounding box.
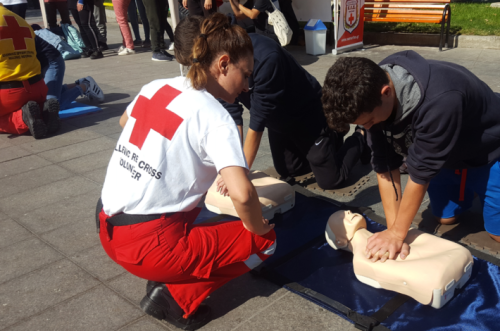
[366,9,446,15]
[366,4,447,8]
[367,0,449,3]
[365,17,443,22]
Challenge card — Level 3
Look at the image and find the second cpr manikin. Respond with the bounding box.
[325,210,473,308]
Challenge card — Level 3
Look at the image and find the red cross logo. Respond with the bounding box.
[129,84,183,150]
[348,13,355,25]
[0,15,32,51]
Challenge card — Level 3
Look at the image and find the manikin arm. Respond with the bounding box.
[366,171,428,262]
[220,166,274,236]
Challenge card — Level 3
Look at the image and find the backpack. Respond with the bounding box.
[35,29,81,60]
[61,23,86,54]
[266,0,293,47]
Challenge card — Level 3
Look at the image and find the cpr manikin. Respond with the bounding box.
[205,171,295,220]
[325,210,474,308]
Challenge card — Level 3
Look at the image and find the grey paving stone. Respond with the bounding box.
[237,291,355,331]
[0,139,12,150]
[197,273,289,331]
[40,136,118,163]
[0,133,37,147]
[0,155,52,178]
[64,111,126,136]
[0,259,99,329]
[81,166,108,185]
[0,165,73,199]
[5,285,144,331]
[0,146,31,163]
[108,272,148,306]
[71,244,126,281]
[0,177,100,216]
[58,149,114,174]
[18,128,102,154]
[16,190,99,234]
[0,237,63,284]
[40,216,101,255]
[118,317,172,331]
[0,219,32,249]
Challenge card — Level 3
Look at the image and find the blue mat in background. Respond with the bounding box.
[194,193,500,330]
[59,101,101,119]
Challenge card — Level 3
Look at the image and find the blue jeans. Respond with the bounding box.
[128,0,150,41]
[43,54,82,110]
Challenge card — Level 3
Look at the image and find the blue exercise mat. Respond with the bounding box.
[194,192,500,330]
[59,101,101,119]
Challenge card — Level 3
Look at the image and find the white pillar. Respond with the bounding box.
[39,0,48,28]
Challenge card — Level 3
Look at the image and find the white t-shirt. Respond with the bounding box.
[101,77,248,216]
[1,0,28,6]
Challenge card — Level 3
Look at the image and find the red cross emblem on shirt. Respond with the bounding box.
[0,15,32,51]
[129,84,183,150]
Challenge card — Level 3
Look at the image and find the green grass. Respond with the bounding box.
[364,3,500,35]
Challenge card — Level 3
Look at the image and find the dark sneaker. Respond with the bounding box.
[80,49,93,58]
[98,42,109,51]
[142,39,151,48]
[134,39,142,46]
[152,50,173,62]
[21,101,47,139]
[90,50,104,59]
[140,283,212,330]
[43,98,60,134]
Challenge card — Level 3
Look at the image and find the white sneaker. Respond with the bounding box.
[117,45,125,53]
[78,76,104,102]
[118,47,136,56]
[168,42,174,51]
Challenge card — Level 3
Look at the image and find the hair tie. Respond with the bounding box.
[199,33,207,39]
[192,58,199,63]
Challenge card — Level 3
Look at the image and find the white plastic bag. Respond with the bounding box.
[266,0,292,46]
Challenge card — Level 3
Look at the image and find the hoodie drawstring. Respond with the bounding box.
[383,129,399,201]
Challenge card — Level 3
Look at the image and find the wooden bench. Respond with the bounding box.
[364,0,451,51]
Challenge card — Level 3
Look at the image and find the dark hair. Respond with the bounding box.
[174,15,205,66]
[321,57,389,131]
[186,13,253,90]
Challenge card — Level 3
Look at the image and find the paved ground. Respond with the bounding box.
[2,10,500,331]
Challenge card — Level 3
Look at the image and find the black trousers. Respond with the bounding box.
[142,0,174,52]
[45,2,72,29]
[4,3,27,18]
[269,125,366,189]
[277,0,300,43]
[187,0,216,17]
[70,3,101,51]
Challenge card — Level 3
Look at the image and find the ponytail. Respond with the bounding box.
[187,13,253,90]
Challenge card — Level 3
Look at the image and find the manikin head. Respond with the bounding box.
[325,210,367,251]
[182,13,254,104]
[322,57,397,131]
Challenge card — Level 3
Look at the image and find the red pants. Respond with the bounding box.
[99,208,276,316]
[0,79,48,134]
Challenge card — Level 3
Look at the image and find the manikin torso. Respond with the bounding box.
[325,211,473,308]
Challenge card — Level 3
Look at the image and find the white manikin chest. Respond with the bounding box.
[205,171,295,220]
[325,210,473,308]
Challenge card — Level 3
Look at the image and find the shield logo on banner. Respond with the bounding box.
[344,0,359,33]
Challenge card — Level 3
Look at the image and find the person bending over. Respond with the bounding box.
[98,13,276,331]
[174,15,370,192]
[229,0,279,43]
[322,51,500,263]
[0,5,56,138]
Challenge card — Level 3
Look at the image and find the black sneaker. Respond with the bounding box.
[142,39,151,48]
[21,101,47,139]
[90,50,103,59]
[140,283,212,330]
[98,42,109,51]
[43,98,60,134]
[80,49,93,58]
[152,50,173,62]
